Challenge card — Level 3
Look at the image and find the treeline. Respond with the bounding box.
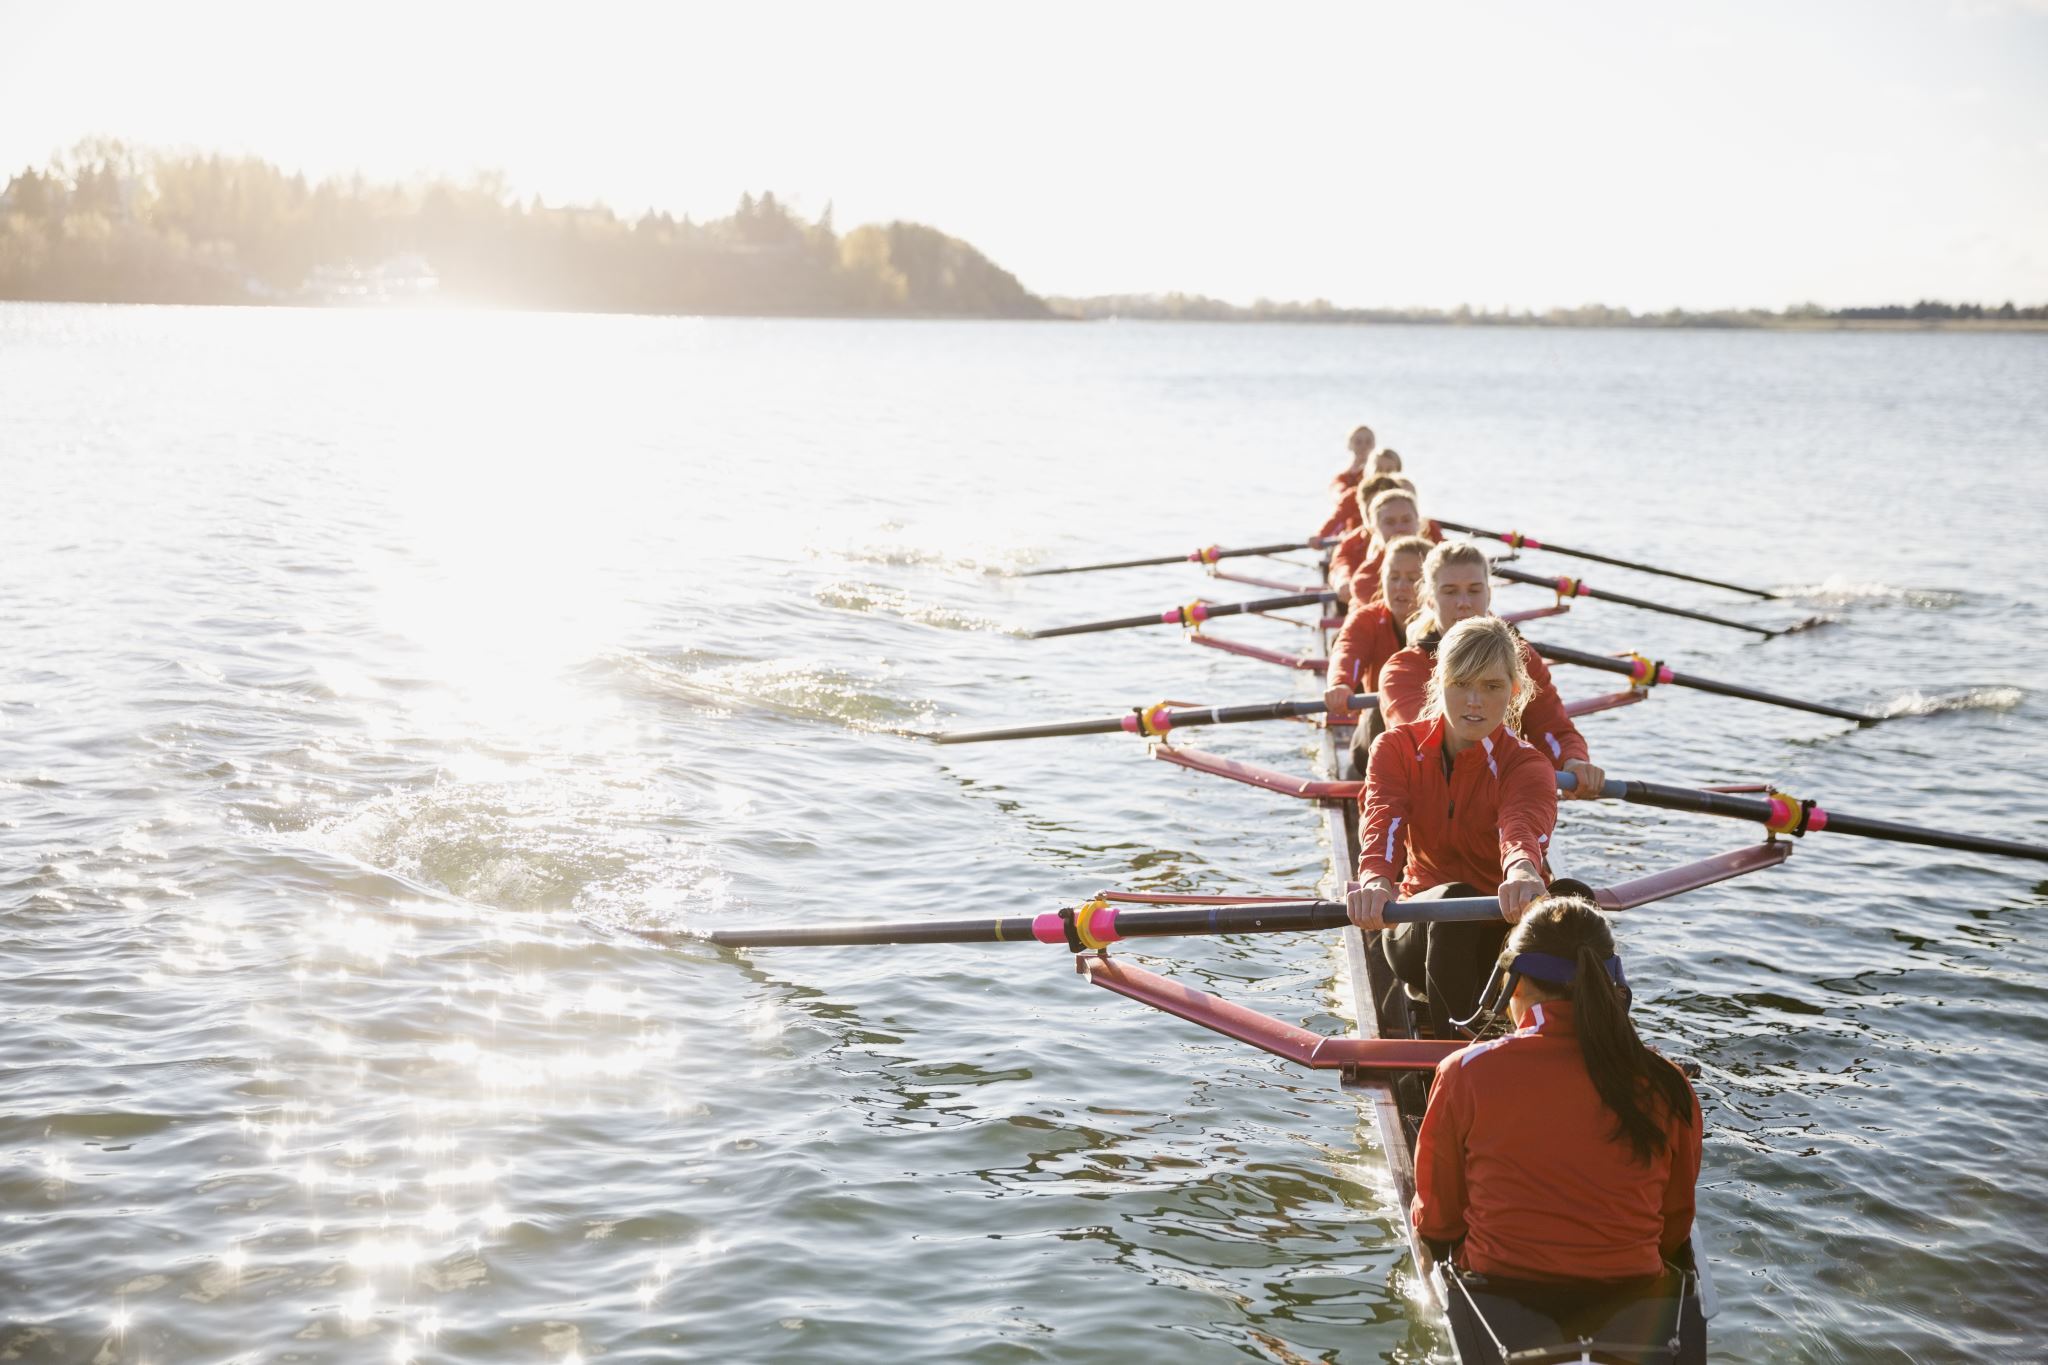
[1048,293,2048,328]
[0,141,1050,318]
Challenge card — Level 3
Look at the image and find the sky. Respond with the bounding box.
[2,0,2045,311]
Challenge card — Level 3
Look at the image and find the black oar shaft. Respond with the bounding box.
[699,896,1502,949]
[1438,519,1780,600]
[1528,640,1872,724]
[934,697,1345,745]
[1492,565,1774,637]
[1569,775,2048,864]
[1021,539,1323,577]
[1028,590,1332,639]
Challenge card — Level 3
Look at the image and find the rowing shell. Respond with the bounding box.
[1316,628,1713,1363]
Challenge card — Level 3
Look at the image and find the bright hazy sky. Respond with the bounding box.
[3,0,2045,310]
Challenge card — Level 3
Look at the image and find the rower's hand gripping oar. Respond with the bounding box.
[674,894,1502,951]
[1528,638,1876,725]
[1557,772,2048,864]
[1026,590,1333,639]
[1492,564,1780,638]
[1019,538,1334,578]
[928,695,1371,745]
[1437,519,1780,600]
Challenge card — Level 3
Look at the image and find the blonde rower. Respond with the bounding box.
[1379,541,1603,799]
[1347,616,1559,1037]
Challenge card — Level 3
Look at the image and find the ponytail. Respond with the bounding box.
[1509,898,1694,1164]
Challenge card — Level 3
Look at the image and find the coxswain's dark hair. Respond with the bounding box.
[1508,896,1694,1164]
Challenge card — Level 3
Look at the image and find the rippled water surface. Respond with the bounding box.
[3,305,2045,1363]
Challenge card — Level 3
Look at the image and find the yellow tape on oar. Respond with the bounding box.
[1122,702,1176,737]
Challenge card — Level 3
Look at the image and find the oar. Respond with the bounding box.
[931,696,1367,745]
[1492,565,1777,638]
[1438,519,1779,600]
[1027,590,1332,639]
[1528,639,1875,725]
[1020,539,1331,578]
[1559,773,2048,864]
[681,894,1502,950]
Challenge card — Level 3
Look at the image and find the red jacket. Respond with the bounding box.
[1377,631,1588,769]
[1413,999,1702,1282]
[1356,717,1556,895]
[1327,520,1443,599]
[1327,600,1406,693]
[1317,473,1365,542]
[1325,524,1373,594]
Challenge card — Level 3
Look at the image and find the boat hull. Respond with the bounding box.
[1319,641,1710,1364]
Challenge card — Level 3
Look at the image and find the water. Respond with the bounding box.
[2,304,2045,1363]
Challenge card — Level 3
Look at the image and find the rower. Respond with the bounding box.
[1412,896,1704,1361]
[1318,425,1380,541]
[1332,423,1378,493]
[1327,480,1437,606]
[1324,530,1429,723]
[1345,615,1558,1039]
[1378,540,1604,799]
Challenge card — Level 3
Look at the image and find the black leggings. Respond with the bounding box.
[1381,882,1507,1040]
[1382,876,1596,1039]
[1345,707,1386,780]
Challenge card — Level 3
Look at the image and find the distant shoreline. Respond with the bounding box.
[5,298,2045,333]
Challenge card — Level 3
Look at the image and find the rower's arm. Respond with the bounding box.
[1518,647,1590,769]
[1659,1079,1705,1257]
[1410,1058,1472,1245]
[1497,751,1560,882]
[1355,732,1412,884]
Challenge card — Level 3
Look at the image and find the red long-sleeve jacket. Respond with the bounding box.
[1327,600,1406,693]
[1327,519,1443,599]
[1356,717,1556,895]
[1376,631,1588,769]
[1413,999,1702,1282]
[1317,472,1366,542]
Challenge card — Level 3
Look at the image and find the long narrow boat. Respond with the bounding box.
[1315,617,1713,1363]
[704,523,2046,1360]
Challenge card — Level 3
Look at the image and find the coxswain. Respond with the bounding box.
[1324,532,1430,716]
[1346,615,1558,1038]
[1378,540,1603,798]
[1410,896,1702,1354]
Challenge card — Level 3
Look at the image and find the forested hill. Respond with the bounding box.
[0,143,1051,319]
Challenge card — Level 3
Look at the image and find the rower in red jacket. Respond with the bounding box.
[1412,896,1702,1346]
[1346,615,1558,1038]
[1324,533,1431,714]
[1328,482,1441,604]
[1378,540,1603,799]
[1316,426,1384,540]
[1327,424,1381,498]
